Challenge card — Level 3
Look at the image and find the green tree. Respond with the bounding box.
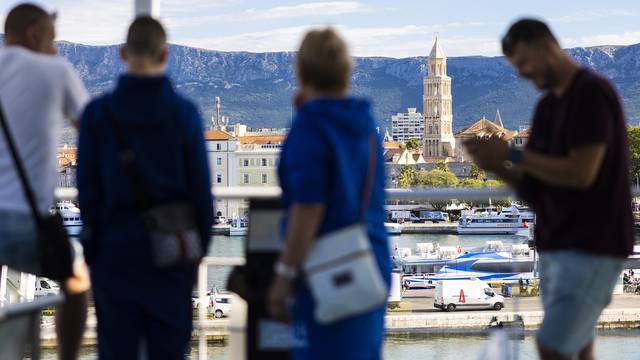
[470,163,486,180]
[417,169,458,187]
[628,126,640,183]
[435,161,449,172]
[458,178,485,188]
[484,179,504,187]
[397,165,416,188]
[405,137,420,150]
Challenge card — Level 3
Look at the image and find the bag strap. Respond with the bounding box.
[0,99,44,226]
[104,96,153,211]
[358,134,377,223]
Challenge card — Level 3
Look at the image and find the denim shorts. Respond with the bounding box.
[536,250,624,358]
[0,209,40,274]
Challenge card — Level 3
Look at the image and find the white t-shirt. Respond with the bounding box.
[0,46,89,214]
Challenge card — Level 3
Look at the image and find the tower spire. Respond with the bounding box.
[495,109,504,128]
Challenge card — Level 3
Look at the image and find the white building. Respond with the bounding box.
[423,37,456,159]
[205,129,285,219]
[391,108,425,143]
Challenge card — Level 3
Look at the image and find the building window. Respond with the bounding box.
[243,159,249,167]
[216,157,222,166]
[216,174,222,184]
[243,174,249,184]
[216,143,221,150]
[261,158,267,166]
[262,174,267,184]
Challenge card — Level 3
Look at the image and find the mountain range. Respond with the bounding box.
[3,34,640,134]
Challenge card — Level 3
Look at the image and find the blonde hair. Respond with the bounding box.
[296,28,352,92]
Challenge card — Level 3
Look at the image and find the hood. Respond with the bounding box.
[297,97,377,137]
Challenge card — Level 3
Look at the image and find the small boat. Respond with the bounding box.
[229,217,248,236]
[52,201,82,236]
[384,222,402,235]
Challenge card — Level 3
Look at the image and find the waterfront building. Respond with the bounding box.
[391,108,425,143]
[423,37,456,160]
[383,148,426,165]
[204,126,285,218]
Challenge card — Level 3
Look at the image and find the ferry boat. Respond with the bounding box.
[52,201,83,236]
[457,206,531,235]
[229,217,248,236]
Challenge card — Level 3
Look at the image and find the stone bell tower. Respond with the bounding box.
[423,37,455,159]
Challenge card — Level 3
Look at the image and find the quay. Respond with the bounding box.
[39,292,640,347]
[399,222,458,234]
[211,222,459,236]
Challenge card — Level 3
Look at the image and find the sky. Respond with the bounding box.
[1,0,639,58]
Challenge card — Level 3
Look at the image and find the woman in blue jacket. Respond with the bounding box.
[268,28,391,360]
[77,18,213,359]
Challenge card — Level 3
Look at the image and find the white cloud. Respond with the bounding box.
[243,2,370,20]
[550,8,638,24]
[181,22,494,57]
[562,32,640,48]
[163,1,372,31]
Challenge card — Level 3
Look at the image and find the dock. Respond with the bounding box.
[38,293,640,347]
[399,223,458,234]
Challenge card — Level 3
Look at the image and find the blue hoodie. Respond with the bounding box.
[278,97,390,283]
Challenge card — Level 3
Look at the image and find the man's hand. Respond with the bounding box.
[268,274,292,323]
[463,137,510,172]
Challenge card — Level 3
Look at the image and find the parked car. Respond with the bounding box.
[211,293,233,318]
[35,278,60,297]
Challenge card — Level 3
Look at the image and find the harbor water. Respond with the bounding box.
[42,329,640,359]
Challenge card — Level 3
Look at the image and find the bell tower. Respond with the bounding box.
[423,37,455,159]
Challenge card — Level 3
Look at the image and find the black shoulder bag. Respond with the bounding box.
[0,101,73,281]
[105,101,203,268]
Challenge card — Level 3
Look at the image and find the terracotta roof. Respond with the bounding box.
[383,141,403,149]
[204,130,235,140]
[383,148,403,162]
[516,128,532,138]
[239,135,285,145]
[455,118,508,138]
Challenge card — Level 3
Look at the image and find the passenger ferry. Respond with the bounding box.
[457,206,531,235]
[52,201,83,236]
[384,222,402,235]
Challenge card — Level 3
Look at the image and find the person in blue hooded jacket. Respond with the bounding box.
[77,17,213,359]
[268,28,391,360]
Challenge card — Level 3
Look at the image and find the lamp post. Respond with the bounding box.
[134,0,160,17]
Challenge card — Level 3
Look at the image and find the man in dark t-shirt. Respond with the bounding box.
[465,19,632,360]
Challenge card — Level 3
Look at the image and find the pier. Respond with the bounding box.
[38,293,640,347]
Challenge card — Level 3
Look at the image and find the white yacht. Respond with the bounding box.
[229,217,248,236]
[457,206,529,235]
[52,201,83,236]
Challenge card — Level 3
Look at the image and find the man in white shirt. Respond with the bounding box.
[0,4,89,360]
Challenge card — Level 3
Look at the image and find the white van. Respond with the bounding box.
[35,278,60,297]
[434,279,504,312]
[212,293,233,318]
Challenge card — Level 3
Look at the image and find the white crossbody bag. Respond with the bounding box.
[302,135,388,324]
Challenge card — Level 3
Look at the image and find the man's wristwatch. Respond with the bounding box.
[274,261,298,281]
[503,148,523,170]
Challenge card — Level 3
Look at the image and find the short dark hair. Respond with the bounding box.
[296,28,352,92]
[4,3,52,38]
[501,18,558,56]
[125,16,167,59]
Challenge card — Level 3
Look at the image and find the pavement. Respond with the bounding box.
[400,288,640,313]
